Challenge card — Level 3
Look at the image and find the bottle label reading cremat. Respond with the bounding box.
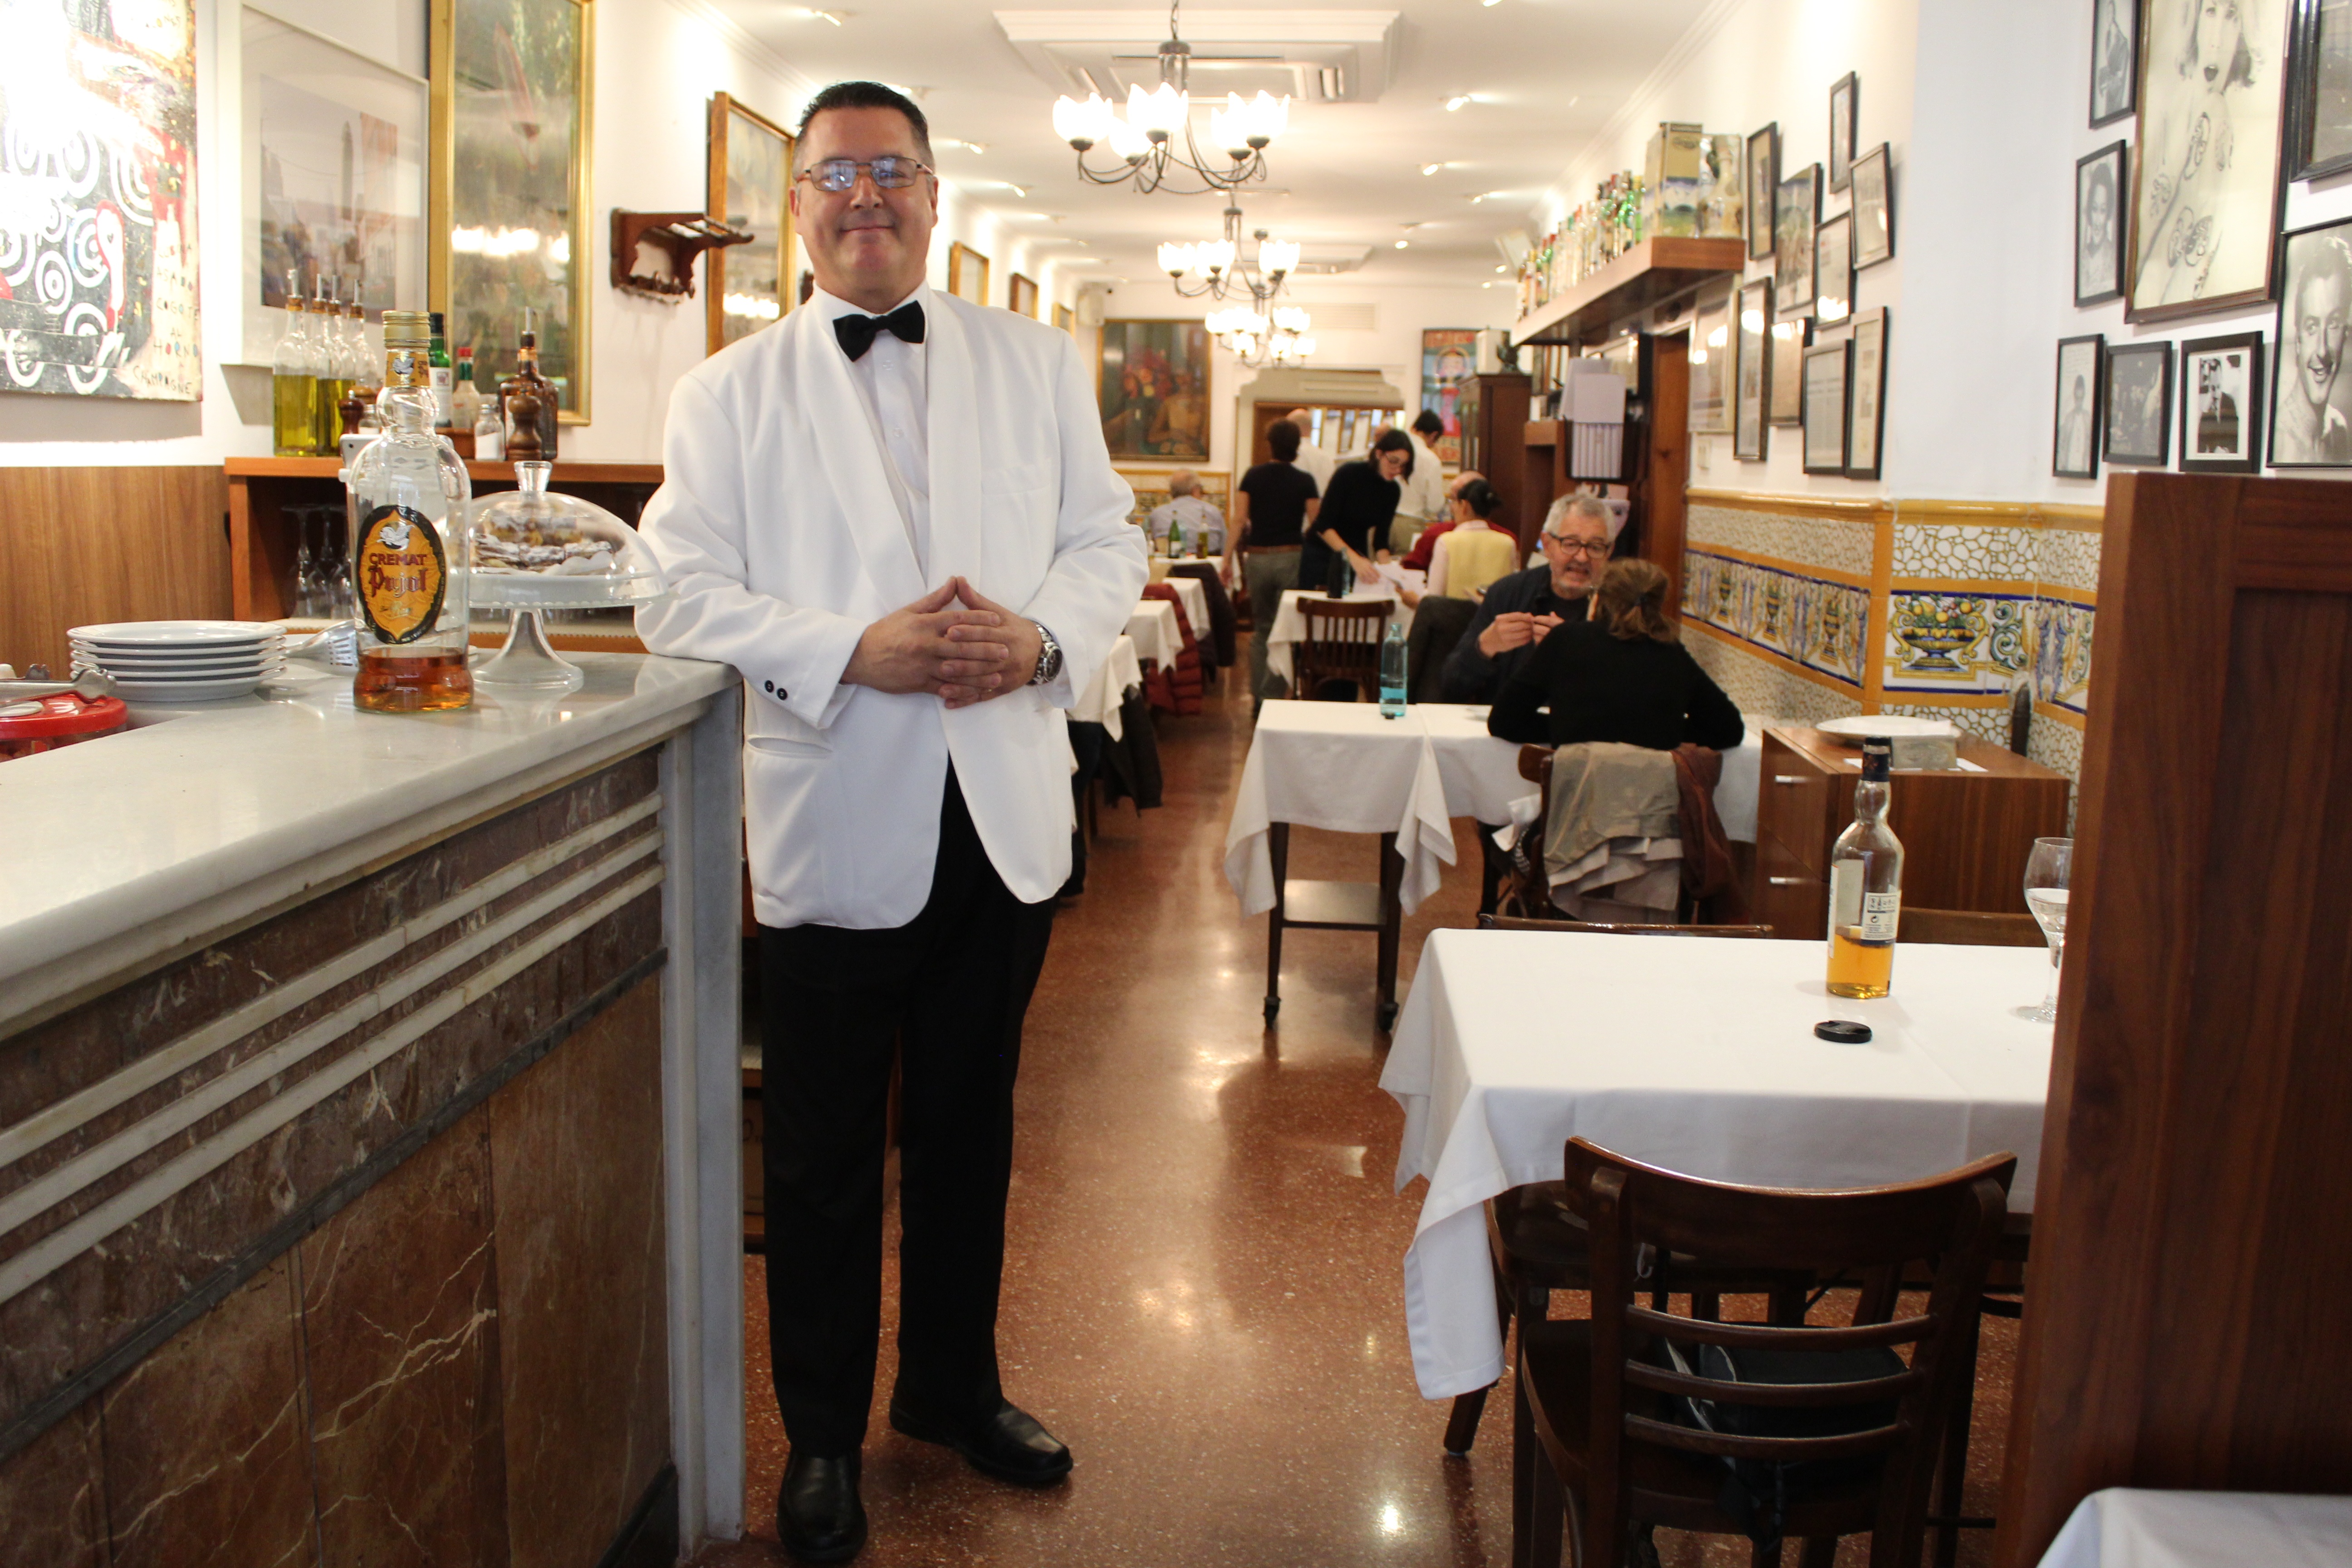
[355,505,447,643]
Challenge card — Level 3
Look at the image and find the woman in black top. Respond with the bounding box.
[1300,427,1410,595]
[1488,558,1744,752]
[1228,417,1324,703]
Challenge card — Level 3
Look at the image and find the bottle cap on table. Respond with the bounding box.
[1814,1020,1872,1043]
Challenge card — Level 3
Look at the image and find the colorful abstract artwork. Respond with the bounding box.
[1098,319,1211,460]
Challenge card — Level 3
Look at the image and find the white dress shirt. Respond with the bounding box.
[1399,432,1450,522]
[1292,439,1338,496]
[813,283,932,570]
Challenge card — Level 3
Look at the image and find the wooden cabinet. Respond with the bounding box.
[1751,727,2071,939]
[1454,372,1531,547]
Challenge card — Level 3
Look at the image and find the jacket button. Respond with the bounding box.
[763,680,775,693]
[776,686,788,700]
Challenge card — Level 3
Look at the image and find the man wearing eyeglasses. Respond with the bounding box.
[1436,493,1614,703]
[633,81,1144,1563]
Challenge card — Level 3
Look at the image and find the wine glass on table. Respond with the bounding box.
[2023,837,2073,1024]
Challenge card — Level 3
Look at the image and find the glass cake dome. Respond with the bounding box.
[468,461,669,691]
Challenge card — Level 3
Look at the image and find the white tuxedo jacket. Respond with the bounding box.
[634,290,1146,928]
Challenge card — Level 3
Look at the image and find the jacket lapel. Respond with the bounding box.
[923,297,983,593]
[790,305,926,606]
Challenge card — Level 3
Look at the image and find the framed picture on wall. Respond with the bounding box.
[1687,293,1735,435]
[2075,141,2128,307]
[948,242,990,306]
[1846,309,1890,480]
[2104,338,2174,466]
[1775,164,1820,322]
[1852,144,1895,269]
[2179,331,2265,473]
[1736,279,1772,460]
[2289,0,2352,179]
[1746,123,1779,260]
[1097,319,1211,459]
[1814,212,1854,325]
[706,92,794,355]
[1054,302,1074,333]
[1828,73,1858,192]
[2091,0,2139,127]
[2270,216,2352,465]
[2054,334,2105,479]
[1801,338,1852,475]
[2125,0,2290,324]
[1008,273,1039,315]
[1421,328,1480,464]
[1769,316,1811,425]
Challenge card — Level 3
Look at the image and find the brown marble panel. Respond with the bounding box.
[299,1108,508,1568]
[99,1257,314,1568]
[488,976,670,1568]
[0,1400,107,1568]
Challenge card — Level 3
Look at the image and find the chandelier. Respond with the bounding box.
[1207,304,1315,368]
[1049,2,1289,195]
[1157,203,1298,306]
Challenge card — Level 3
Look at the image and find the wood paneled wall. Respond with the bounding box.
[0,467,230,675]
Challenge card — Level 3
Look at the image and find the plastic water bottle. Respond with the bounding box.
[1379,618,1407,718]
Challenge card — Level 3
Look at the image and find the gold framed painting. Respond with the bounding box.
[707,92,794,354]
[1054,302,1074,333]
[1008,272,1039,316]
[430,0,593,421]
[1098,319,1210,460]
[948,242,989,307]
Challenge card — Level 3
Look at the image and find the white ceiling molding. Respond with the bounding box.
[1538,0,1747,221]
[993,10,1400,103]
[664,0,825,116]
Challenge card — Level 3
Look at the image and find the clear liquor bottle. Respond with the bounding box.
[1826,736,1904,999]
[271,269,320,456]
[346,310,473,712]
[313,276,351,451]
[346,299,382,429]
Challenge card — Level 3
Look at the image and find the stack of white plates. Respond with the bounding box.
[69,621,286,702]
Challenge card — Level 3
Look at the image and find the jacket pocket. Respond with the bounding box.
[747,735,833,760]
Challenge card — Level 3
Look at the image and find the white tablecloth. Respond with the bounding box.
[1381,929,2054,1398]
[1070,634,1143,740]
[1152,573,1210,653]
[2037,1489,2352,1568]
[1126,599,1183,670]
[1264,587,1412,690]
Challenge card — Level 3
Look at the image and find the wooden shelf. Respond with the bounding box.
[1509,236,1749,350]
[225,456,665,484]
[1524,419,1566,447]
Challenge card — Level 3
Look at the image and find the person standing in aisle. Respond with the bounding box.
[1283,405,1338,495]
[632,81,1146,1563]
[1226,416,1322,708]
[1301,428,1410,595]
[1391,409,1451,554]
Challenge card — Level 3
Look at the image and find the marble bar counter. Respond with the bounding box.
[0,655,750,1566]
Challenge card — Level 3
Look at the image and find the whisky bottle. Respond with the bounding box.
[499,321,559,459]
[1826,736,1903,999]
[347,310,473,712]
[271,270,320,456]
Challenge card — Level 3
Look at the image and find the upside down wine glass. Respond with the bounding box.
[2023,837,2073,1024]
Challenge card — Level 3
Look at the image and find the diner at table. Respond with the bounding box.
[1438,492,1610,703]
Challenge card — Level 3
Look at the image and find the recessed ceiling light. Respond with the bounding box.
[1421,162,1445,176]
[1395,239,1409,249]
[936,137,988,154]
[792,7,846,22]
[1444,95,1472,112]
[1482,0,1501,6]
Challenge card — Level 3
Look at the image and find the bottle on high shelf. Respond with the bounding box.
[450,346,483,442]
[427,311,455,430]
[271,269,321,456]
[331,286,371,437]
[346,310,473,713]
[499,316,559,459]
[1825,736,1905,999]
[347,298,382,430]
[312,276,351,451]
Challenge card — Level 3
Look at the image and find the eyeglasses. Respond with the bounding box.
[797,156,933,192]
[1542,534,1610,559]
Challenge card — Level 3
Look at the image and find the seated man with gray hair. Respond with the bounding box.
[1146,470,1226,555]
[1436,492,1614,704]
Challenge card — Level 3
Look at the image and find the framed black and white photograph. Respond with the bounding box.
[2104,339,2175,466]
[1815,212,1854,326]
[2270,216,2352,465]
[1747,123,1779,260]
[1736,277,1772,460]
[2092,0,2140,127]
[2127,0,2290,324]
[2179,331,2265,472]
[1802,338,1852,474]
[2054,335,2105,478]
[1775,164,1820,322]
[1828,72,1858,192]
[1769,317,1811,426]
[2075,142,2129,307]
[1852,143,1895,269]
[2290,0,2352,181]
[1846,309,1889,480]
[1688,290,1734,435]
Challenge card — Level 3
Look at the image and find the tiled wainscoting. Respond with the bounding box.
[1681,491,2099,789]
[0,755,677,1568]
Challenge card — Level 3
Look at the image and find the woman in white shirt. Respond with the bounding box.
[1422,479,1518,602]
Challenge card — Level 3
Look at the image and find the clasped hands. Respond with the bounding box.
[843,578,1042,710]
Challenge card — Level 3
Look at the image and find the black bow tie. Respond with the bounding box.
[833,301,925,361]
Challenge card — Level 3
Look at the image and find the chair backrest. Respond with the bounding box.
[1296,598,1391,697]
[1562,1138,2013,1568]
[1477,914,1773,937]
[1898,906,2042,947]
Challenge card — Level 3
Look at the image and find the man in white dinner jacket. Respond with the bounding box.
[633,81,1144,1563]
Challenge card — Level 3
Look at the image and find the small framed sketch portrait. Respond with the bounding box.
[1769,316,1812,425]
[2075,142,2128,308]
[2104,339,2175,467]
[1802,338,1852,475]
[1846,309,1890,480]
[1775,164,1821,322]
[2090,0,2138,127]
[1852,143,1894,269]
[1815,212,1854,326]
[2179,331,2265,473]
[1747,123,1779,260]
[2054,335,2105,479]
[1736,277,1773,460]
[1828,73,1859,192]
[2270,217,2352,466]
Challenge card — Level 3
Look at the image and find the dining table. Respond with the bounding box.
[2034,1488,2352,1568]
[1150,570,1211,660]
[1379,928,2056,1399]
[1125,597,1184,672]
[1069,633,1143,740]
[1261,583,1418,691]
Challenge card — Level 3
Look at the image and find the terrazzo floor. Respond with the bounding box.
[693,638,2017,1567]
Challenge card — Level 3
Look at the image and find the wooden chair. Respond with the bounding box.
[1480,914,1774,937]
[1497,746,1737,928]
[1898,906,2043,947]
[1517,1140,2013,1568]
[1293,597,1389,703]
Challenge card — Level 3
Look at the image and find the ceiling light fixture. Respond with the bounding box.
[1444,95,1473,112]
[1158,201,1297,312]
[1051,0,1288,196]
[1207,303,1314,368]
[1421,162,1446,176]
[1394,240,1409,249]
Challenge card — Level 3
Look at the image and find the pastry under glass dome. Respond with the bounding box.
[468,461,669,690]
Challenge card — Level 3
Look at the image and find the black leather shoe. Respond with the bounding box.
[887,1397,1073,1486]
[778,1451,866,1562]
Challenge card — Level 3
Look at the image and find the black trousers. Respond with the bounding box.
[757,769,1057,1455]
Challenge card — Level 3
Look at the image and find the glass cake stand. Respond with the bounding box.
[469,461,669,691]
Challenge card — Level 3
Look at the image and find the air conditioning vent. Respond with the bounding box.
[997,10,1399,104]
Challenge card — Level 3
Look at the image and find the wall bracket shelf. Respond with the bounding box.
[1509,236,1748,350]
[609,210,752,301]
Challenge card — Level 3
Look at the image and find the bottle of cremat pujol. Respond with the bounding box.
[1826,735,1903,999]
[347,310,473,712]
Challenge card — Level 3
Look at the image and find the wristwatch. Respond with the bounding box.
[1027,620,1063,686]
